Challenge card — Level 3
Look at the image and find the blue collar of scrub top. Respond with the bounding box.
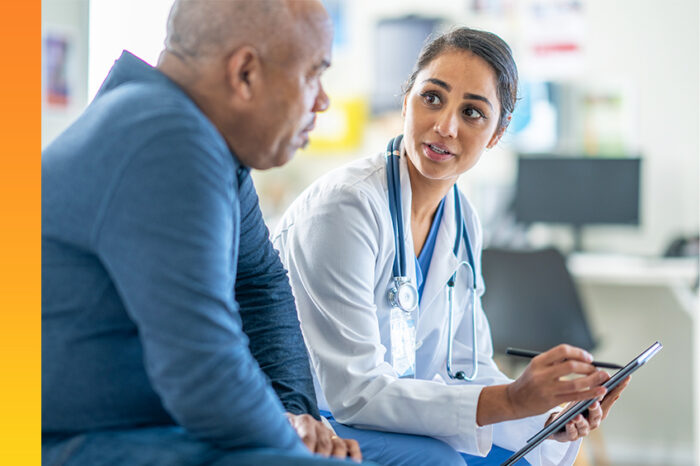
[415,196,446,301]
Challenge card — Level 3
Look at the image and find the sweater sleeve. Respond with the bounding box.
[235,172,320,419]
[94,123,306,452]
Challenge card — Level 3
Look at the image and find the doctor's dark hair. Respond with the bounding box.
[403,27,518,131]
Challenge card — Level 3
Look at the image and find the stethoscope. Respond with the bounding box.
[386,135,479,381]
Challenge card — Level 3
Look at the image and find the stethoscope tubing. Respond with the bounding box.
[387,136,405,277]
[446,261,479,381]
[385,135,479,381]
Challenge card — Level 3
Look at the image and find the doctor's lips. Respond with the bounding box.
[423,142,455,162]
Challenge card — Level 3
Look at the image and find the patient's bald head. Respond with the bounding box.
[163,0,329,67]
[166,0,279,60]
[158,0,332,169]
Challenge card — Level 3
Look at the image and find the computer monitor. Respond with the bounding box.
[371,16,439,114]
[513,156,641,250]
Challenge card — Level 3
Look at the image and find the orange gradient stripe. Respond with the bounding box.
[0,0,41,464]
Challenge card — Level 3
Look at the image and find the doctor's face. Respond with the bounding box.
[402,49,505,185]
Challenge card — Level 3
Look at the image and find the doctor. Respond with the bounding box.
[274,27,628,466]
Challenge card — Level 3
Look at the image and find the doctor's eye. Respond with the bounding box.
[420,91,441,106]
[463,106,486,120]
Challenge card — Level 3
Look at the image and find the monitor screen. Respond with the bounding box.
[513,156,641,226]
[371,16,439,114]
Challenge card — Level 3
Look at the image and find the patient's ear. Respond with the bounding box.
[225,45,261,102]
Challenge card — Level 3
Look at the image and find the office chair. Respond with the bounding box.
[481,247,596,355]
[481,247,608,466]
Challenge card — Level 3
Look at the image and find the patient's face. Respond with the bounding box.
[233,1,332,170]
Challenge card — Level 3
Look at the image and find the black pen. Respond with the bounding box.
[505,347,623,370]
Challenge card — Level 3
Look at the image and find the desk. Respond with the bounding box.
[568,254,698,317]
[567,254,699,465]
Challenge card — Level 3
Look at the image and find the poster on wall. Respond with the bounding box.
[517,0,585,79]
[323,0,347,51]
[43,33,73,109]
[470,0,515,15]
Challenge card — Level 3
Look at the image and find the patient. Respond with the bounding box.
[274,27,629,466]
[42,1,365,464]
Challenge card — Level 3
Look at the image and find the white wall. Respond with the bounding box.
[41,0,89,148]
[87,0,173,100]
[582,0,699,256]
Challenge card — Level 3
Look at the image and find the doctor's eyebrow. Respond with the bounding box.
[421,78,494,110]
[423,78,452,92]
[463,92,493,110]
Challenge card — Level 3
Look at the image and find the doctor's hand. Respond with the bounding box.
[505,344,609,419]
[285,413,362,462]
[547,375,631,442]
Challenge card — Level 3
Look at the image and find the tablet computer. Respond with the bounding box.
[501,341,662,466]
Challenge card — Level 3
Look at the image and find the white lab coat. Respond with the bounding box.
[273,152,580,465]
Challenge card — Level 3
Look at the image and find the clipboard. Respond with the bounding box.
[501,341,663,466]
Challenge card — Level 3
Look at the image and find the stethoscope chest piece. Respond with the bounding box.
[388,276,419,313]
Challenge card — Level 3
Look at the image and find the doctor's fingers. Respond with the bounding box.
[548,415,579,442]
[549,368,609,395]
[600,376,631,418]
[551,416,581,442]
[587,401,604,430]
[536,344,594,367]
[545,359,599,379]
[572,414,591,439]
[563,419,579,441]
[561,414,590,441]
[552,385,607,406]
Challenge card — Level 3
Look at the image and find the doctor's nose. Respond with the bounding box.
[433,110,459,139]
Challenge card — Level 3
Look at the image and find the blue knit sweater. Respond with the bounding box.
[42,51,316,453]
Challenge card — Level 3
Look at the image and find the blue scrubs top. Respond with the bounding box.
[415,196,446,302]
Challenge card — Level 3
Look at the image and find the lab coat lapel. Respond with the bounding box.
[419,188,461,312]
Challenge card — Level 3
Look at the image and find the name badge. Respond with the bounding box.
[390,306,416,378]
